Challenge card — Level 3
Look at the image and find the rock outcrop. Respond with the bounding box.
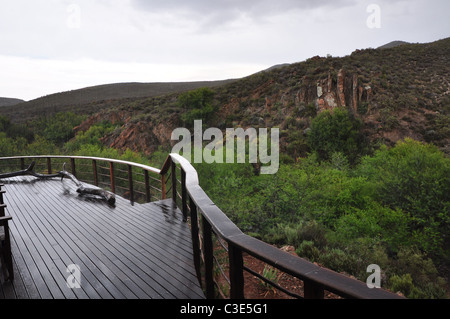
[294,68,373,114]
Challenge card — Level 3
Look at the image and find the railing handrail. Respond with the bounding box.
[0,155,163,204]
[163,153,403,299]
[0,155,161,175]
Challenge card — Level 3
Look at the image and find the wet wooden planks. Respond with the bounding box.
[0,176,204,299]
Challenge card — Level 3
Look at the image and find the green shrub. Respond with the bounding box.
[178,87,216,125]
[0,115,33,142]
[334,204,409,253]
[279,220,327,248]
[259,266,279,292]
[358,139,450,258]
[318,248,355,274]
[64,121,117,153]
[389,274,416,297]
[307,107,366,164]
[295,241,320,262]
[25,135,59,155]
[393,248,440,285]
[32,112,86,145]
[387,247,447,298]
[0,133,26,156]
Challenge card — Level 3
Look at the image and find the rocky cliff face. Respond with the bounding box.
[295,68,372,114]
[74,109,181,155]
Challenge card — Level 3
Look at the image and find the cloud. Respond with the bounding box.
[0,0,448,100]
[130,0,356,29]
[132,0,353,14]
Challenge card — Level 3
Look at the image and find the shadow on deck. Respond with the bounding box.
[0,176,205,299]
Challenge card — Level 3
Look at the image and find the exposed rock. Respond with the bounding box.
[337,69,346,107]
[352,74,358,115]
[222,97,240,118]
[105,121,158,156]
[317,83,323,98]
[324,93,338,109]
[74,110,132,134]
[327,72,333,93]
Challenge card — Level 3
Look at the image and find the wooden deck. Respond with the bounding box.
[0,176,205,299]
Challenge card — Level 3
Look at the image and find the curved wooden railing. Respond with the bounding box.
[0,155,163,204]
[0,154,403,299]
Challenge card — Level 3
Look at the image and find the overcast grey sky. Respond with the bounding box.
[0,0,448,101]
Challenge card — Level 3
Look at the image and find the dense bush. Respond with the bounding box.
[357,139,450,259]
[0,115,33,142]
[64,121,118,153]
[31,112,86,145]
[307,107,366,164]
[178,87,216,125]
[195,138,449,298]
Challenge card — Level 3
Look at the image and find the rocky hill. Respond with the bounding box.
[71,37,449,157]
[2,38,448,158]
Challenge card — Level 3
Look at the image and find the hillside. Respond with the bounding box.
[1,38,449,157]
[0,97,24,107]
[377,40,410,49]
[0,80,234,123]
[72,37,449,156]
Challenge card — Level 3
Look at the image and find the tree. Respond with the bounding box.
[307,107,365,164]
[358,139,450,258]
[178,87,216,125]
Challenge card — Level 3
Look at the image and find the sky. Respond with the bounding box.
[0,0,448,101]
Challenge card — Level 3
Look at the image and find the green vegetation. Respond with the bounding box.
[178,87,217,125]
[2,110,447,298]
[64,120,118,154]
[260,266,279,293]
[32,112,87,146]
[194,139,449,298]
[307,107,367,164]
[0,115,33,142]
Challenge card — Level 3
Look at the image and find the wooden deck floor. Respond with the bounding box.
[0,176,204,299]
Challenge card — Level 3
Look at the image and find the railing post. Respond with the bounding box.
[128,164,134,203]
[47,157,52,174]
[20,158,25,170]
[144,169,151,203]
[171,160,177,203]
[70,158,76,177]
[229,244,245,299]
[189,196,202,288]
[109,162,115,194]
[202,216,215,299]
[0,184,5,217]
[181,169,187,222]
[92,160,98,186]
[304,280,324,299]
[161,174,166,200]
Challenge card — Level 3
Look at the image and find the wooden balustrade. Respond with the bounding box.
[0,156,162,204]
